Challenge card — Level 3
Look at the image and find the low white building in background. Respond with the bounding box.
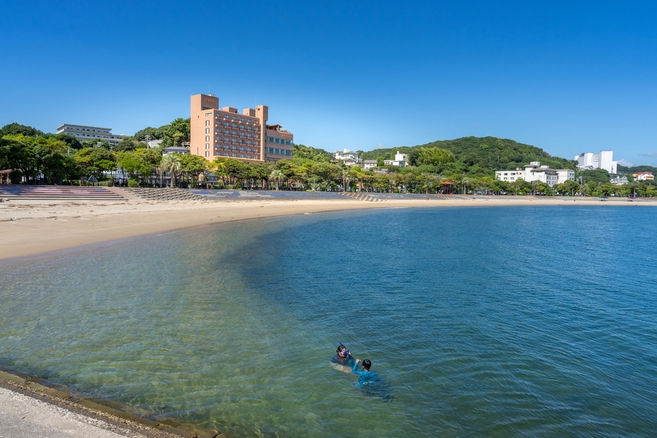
[384,151,409,167]
[363,160,378,170]
[57,124,125,147]
[495,162,575,187]
[611,176,629,185]
[574,150,617,174]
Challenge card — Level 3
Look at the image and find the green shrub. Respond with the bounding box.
[128,178,139,187]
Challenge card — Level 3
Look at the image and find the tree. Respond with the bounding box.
[0,136,34,183]
[577,168,610,184]
[158,118,190,147]
[133,127,160,142]
[0,123,44,137]
[80,138,113,150]
[180,154,208,186]
[293,144,332,162]
[270,169,284,190]
[160,153,183,187]
[114,136,141,151]
[75,147,117,180]
[116,149,160,185]
[48,133,82,150]
[417,147,455,166]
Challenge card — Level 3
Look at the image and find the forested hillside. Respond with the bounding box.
[361,136,575,177]
[618,164,657,175]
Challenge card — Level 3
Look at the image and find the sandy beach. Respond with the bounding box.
[1,195,654,260]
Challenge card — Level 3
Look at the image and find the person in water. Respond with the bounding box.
[352,358,381,388]
[331,344,355,367]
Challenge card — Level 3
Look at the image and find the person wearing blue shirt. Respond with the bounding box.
[352,358,381,388]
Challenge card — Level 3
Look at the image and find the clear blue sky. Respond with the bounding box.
[1,1,656,166]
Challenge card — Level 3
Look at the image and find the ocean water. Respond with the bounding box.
[1,206,657,437]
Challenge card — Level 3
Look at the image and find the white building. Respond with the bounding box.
[634,172,654,181]
[495,162,575,187]
[555,169,576,184]
[57,124,125,147]
[384,151,408,167]
[363,160,378,170]
[574,150,617,174]
[335,149,359,162]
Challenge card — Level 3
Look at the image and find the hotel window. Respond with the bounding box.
[205,113,212,116]
[205,120,210,126]
[205,144,210,149]
[205,151,210,157]
[205,136,210,141]
[205,128,210,134]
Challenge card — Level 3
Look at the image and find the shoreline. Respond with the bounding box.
[1,196,655,260]
[0,367,218,438]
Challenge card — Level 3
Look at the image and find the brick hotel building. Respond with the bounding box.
[190,94,293,163]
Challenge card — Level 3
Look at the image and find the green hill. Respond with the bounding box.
[618,164,657,175]
[361,136,575,177]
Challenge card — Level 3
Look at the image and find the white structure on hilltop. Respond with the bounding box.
[57,124,125,147]
[384,151,409,167]
[495,162,575,187]
[574,150,617,174]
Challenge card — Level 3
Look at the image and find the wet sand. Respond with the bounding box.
[0,196,653,260]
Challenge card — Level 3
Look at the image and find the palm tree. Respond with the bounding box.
[160,154,182,187]
[270,168,284,191]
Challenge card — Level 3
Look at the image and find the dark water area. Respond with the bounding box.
[1,206,656,437]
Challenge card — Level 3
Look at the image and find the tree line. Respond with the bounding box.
[1,122,655,196]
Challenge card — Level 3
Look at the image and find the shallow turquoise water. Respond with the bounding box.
[1,206,657,437]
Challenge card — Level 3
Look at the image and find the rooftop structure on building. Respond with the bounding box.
[189,93,293,163]
[574,150,618,174]
[162,146,190,155]
[56,124,125,147]
[495,162,575,187]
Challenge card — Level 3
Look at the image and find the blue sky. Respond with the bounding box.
[1,1,656,166]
